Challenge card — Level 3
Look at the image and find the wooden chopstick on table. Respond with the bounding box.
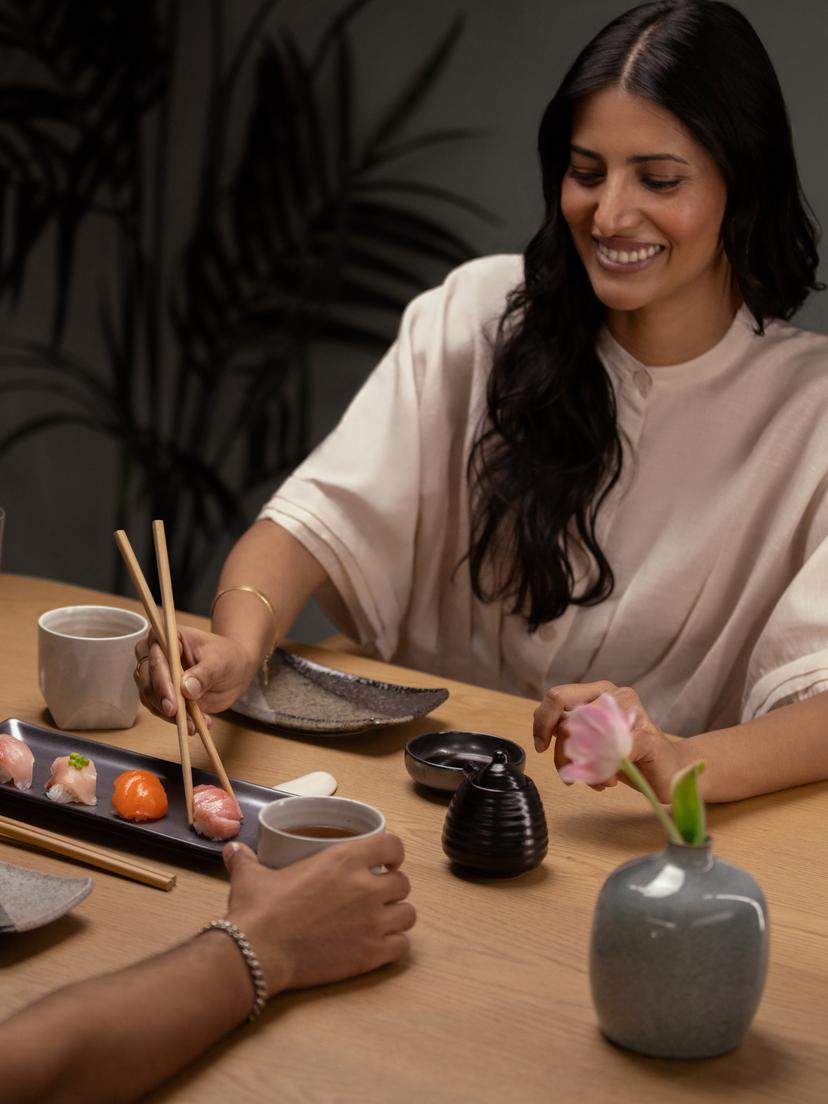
[113,528,238,816]
[0,814,176,892]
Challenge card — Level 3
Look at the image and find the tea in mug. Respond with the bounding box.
[282,824,360,839]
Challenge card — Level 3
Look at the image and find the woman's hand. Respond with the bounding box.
[533,680,684,802]
[134,626,259,724]
[222,835,415,995]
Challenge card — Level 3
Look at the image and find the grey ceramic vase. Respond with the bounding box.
[590,839,769,1059]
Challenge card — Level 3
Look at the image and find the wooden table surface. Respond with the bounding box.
[1,573,828,1103]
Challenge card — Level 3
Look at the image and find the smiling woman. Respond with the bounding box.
[561,89,733,354]
[140,1,828,811]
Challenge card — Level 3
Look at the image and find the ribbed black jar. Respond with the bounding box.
[441,750,548,877]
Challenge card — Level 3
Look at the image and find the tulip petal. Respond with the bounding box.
[558,693,634,785]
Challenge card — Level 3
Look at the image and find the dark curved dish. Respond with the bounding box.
[231,649,449,734]
[404,731,526,793]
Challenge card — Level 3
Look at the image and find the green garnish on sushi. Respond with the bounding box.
[68,752,89,770]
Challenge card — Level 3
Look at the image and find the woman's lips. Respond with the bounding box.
[594,239,665,272]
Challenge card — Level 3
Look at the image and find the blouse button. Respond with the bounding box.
[633,368,652,397]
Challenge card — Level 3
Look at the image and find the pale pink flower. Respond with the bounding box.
[559,693,635,784]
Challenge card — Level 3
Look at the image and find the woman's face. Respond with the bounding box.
[560,87,729,320]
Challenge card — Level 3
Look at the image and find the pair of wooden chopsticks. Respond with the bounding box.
[0,814,176,892]
[114,522,238,825]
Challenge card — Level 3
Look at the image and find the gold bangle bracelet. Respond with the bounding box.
[211,585,278,685]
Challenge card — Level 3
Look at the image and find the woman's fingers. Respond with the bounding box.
[133,626,252,724]
[534,680,617,751]
[552,717,572,774]
[538,681,674,798]
[133,631,174,712]
[145,638,176,717]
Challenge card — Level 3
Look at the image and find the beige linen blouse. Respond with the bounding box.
[260,255,828,735]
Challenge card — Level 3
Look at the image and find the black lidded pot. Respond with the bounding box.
[441,750,548,877]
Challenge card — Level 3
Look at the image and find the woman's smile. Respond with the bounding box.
[594,238,666,270]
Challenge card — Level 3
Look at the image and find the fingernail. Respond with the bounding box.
[183,676,202,697]
[162,698,175,716]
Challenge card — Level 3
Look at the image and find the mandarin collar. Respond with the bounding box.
[596,306,756,389]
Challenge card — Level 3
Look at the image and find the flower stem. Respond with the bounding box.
[620,758,683,844]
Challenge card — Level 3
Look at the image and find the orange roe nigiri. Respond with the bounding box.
[112,769,168,822]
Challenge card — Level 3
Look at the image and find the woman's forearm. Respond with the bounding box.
[1,931,254,1104]
[677,689,828,802]
[212,519,330,665]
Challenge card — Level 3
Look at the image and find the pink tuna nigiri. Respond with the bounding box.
[192,784,242,840]
[46,752,97,806]
[0,733,34,791]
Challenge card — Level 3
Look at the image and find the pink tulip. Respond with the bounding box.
[559,693,635,784]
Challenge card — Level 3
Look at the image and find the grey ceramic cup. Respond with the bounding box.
[257,795,385,868]
[38,605,148,729]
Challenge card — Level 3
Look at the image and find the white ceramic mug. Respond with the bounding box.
[38,605,148,730]
[257,795,386,868]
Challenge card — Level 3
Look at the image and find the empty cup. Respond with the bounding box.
[38,605,148,729]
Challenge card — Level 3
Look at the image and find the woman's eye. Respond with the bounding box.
[567,168,603,185]
[642,177,682,191]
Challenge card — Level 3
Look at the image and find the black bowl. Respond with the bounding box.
[404,731,526,793]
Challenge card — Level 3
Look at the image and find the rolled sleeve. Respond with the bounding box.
[741,529,828,720]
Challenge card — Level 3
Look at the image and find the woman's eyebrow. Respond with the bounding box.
[629,152,689,165]
[570,143,689,166]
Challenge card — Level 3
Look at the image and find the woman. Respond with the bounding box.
[139,0,828,805]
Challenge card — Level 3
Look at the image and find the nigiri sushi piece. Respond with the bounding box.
[192,784,242,840]
[0,733,35,791]
[112,769,168,822]
[46,752,97,806]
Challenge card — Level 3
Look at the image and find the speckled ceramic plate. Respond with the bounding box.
[0,860,93,933]
[230,649,449,734]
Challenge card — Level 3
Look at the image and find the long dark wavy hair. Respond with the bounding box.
[467,0,822,631]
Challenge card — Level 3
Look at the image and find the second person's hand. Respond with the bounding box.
[222,834,415,994]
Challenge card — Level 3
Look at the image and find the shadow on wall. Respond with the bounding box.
[0,0,490,625]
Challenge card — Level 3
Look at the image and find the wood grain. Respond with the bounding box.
[1,573,827,1103]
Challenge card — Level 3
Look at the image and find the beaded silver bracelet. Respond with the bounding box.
[201,919,268,1021]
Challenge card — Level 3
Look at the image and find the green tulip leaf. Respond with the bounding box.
[670,760,707,845]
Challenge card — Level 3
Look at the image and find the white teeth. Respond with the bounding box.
[597,242,663,264]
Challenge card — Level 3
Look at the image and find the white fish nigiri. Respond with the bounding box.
[192,784,242,840]
[46,752,97,806]
[0,733,35,791]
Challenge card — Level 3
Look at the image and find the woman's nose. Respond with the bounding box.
[592,177,639,236]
